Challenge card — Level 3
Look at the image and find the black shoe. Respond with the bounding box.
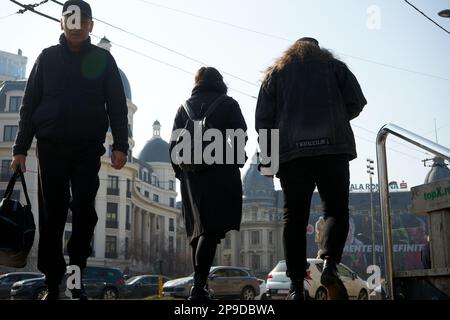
[286,281,304,301]
[68,288,88,300]
[41,287,60,300]
[188,286,211,300]
[320,259,340,287]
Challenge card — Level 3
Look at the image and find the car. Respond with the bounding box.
[10,266,126,300]
[0,272,43,299]
[265,259,370,300]
[125,275,171,299]
[163,266,260,300]
[255,279,267,300]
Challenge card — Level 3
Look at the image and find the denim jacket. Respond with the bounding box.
[255,58,367,164]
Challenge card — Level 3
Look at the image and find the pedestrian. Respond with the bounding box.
[255,37,367,300]
[11,0,129,300]
[169,67,247,300]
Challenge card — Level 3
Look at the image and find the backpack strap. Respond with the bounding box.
[182,101,197,121]
[182,94,229,121]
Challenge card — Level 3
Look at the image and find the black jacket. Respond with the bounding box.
[13,34,129,156]
[255,58,366,164]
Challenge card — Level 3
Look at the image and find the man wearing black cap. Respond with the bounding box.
[11,0,129,300]
[256,37,367,300]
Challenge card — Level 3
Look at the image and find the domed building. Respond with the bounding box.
[424,157,450,184]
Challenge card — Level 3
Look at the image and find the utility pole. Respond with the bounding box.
[367,158,376,267]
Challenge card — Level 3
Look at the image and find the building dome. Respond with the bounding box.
[119,69,132,101]
[424,157,450,184]
[97,37,132,101]
[138,120,170,163]
[242,153,275,201]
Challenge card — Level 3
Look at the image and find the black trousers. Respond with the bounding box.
[277,154,350,281]
[36,140,104,287]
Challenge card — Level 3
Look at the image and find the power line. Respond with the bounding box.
[49,0,258,88]
[403,0,450,35]
[0,12,18,20]
[9,0,58,22]
[9,1,257,100]
[135,0,450,82]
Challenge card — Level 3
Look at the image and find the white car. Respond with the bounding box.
[255,279,267,300]
[266,259,370,300]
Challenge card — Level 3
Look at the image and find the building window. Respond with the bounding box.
[64,231,72,256]
[126,205,131,230]
[251,255,261,271]
[224,254,231,266]
[240,254,245,266]
[250,231,260,245]
[105,236,117,259]
[156,216,160,230]
[169,218,174,232]
[9,96,22,112]
[252,211,257,221]
[269,254,274,269]
[240,231,245,245]
[169,236,174,254]
[170,198,175,208]
[144,191,149,198]
[143,170,148,183]
[3,125,18,142]
[268,231,273,245]
[106,203,118,228]
[126,179,131,198]
[169,180,175,191]
[153,194,159,202]
[1,159,12,182]
[107,176,119,195]
[224,233,231,249]
[125,237,129,260]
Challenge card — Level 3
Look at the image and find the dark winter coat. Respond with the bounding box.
[169,82,247,242]
[13,34,129,156]
[255,58,367,164]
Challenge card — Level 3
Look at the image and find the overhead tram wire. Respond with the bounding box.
[135,0,450,82]
[403,0,450,35]
[48,0,258,88]
[9,1,430,162]
[9,0,257,100]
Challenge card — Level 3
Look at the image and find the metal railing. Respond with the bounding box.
[376,123,450,300]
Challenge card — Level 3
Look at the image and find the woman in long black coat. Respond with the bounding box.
[169,67,247,300]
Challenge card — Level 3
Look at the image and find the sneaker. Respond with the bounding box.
[41,287,60,300]
[286,281,304,301]
[188,286,211,300]
[68,288,88,300]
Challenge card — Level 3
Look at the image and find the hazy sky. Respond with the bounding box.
[1,0,449,192]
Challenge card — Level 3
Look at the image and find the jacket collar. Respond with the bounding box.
[59,33,92,54]
[191,80,227,96]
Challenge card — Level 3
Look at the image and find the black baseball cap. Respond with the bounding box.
[62,0,92,19]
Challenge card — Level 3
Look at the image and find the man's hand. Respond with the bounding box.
[11,155,27,173]
[111,150,127,170]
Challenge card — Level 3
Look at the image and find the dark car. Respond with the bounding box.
[10,266,126,300]
[0,272,43,299]
[163,266,260,300]
[125,275,171,299]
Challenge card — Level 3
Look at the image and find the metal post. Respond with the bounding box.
[367,158,376,268]
[370,175,376,267]
[376,123,450,300]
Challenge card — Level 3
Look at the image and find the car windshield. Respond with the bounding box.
[126,276,141,285]
[273,261,287,272]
